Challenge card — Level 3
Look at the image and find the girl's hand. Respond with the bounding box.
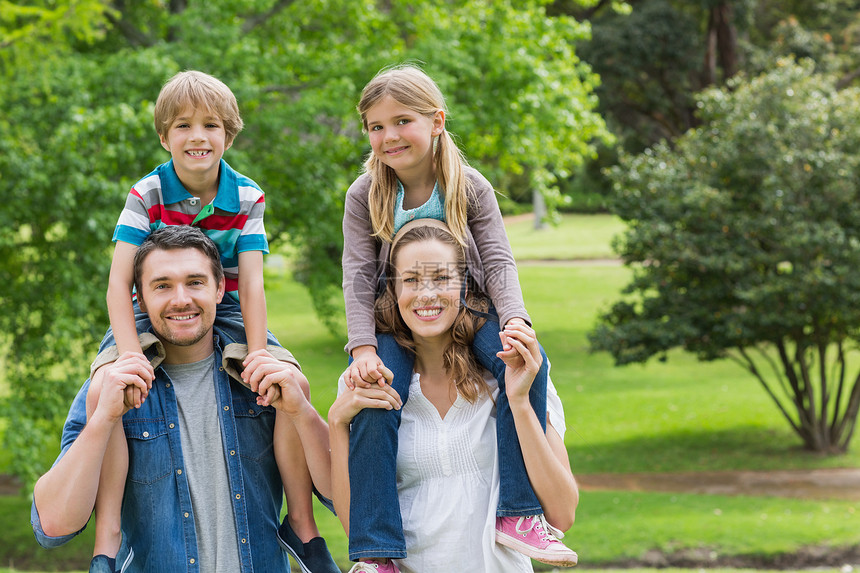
[328,381,402,428]
[497,323,543,404]
[346,346,393,390]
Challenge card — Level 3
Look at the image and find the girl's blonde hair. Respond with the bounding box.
[154,70,244,144]
[375,223,490,403]
[358,65,473,246]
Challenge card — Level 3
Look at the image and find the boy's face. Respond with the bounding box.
[160,106,232,186]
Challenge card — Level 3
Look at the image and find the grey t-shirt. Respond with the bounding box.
[164,355,241,573]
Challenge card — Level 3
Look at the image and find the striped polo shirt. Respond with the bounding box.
[113,159,269,300]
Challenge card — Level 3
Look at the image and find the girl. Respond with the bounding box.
[333,220,579,572]
[341,65,577,568]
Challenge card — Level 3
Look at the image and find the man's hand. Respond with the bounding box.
[243,350,311,417]
[345,346,393,390]
[96,352,153,422]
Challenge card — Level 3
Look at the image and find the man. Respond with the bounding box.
[31,226,332,572]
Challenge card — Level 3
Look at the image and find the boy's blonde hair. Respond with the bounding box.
[357,64,473,246]
[154,70,244,144]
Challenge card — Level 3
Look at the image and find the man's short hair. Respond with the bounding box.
[133,226,224,295]
[153,70,244,143]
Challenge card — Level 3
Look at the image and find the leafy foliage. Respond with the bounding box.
[0,0,607,481]
[590,59,860,452]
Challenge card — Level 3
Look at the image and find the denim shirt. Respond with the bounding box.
[31,331,290,572]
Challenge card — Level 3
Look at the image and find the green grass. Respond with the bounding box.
[504,213,626,261]
[5,213,860,570]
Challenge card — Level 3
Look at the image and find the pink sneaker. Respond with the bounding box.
[496,514,578,567]
[347,559,401,573]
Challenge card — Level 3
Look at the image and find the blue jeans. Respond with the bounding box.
[96,295,282,356]
[346,311,549,560]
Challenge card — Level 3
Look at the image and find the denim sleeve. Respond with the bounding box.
[31,499,86,548]
[31,379,91,547]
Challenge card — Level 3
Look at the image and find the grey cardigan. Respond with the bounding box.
[341,166,531,355]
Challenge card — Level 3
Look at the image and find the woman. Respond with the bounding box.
[329,219,579,572]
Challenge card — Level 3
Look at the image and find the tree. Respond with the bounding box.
[589,59,860,453]
[0,0,607,482]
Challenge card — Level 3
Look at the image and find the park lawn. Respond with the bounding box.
[504,213,626,261]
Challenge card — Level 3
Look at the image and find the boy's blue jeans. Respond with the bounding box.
[346,311,549,561]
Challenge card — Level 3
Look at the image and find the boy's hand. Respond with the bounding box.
[241,348,276,391]
[245,352,312,416]
[346,346,393,390]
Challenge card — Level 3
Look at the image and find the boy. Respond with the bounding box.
[86,70,338,573]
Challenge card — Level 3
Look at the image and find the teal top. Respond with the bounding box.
[393,180,445,234]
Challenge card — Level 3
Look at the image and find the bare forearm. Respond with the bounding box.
[328,421,352,534]
[106,284,142,355]
[33,413,117,536]
[239,285,268,353]
[238,251,268,352]
[510,399,578,530]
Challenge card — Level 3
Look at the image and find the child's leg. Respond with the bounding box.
[86,375,127,559]
[346,333,414,562]
[470,314,548,516]
[274,408,319,540]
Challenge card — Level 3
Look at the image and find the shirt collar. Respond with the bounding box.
[159,159,241,213]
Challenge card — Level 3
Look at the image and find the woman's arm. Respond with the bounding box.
[237,250,268,353]
[500,323,579,531]
[327,381,403,534]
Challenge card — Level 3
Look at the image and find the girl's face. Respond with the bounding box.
[393,238,462,344]
[365,95,445,181]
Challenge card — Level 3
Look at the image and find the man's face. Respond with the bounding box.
[137,247,224,362]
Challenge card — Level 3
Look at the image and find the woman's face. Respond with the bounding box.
[393,238,462,344]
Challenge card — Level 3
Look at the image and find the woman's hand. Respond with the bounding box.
[328,380,402,428]
[497,322,543,405]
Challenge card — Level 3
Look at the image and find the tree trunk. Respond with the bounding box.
[701,2,738,87]
[533,189,547,230]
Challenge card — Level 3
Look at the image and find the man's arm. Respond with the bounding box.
[33,353,151,537]
[244,350,334,499]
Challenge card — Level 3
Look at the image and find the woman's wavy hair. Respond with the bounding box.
[357,64,474,247]
[375,224,491,403]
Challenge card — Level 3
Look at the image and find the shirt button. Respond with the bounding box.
[165,383,171,388]
[189,558,195,564]
[248,409,254,414]
[241,538,247,544]
[235,494,241,500]
[219,366,224,371]
[224,406,229,411]
[142,431,149,438]
[184,512,189,518]
[169,423,175,429]
[176,469,182,475]
[230,450,236,456]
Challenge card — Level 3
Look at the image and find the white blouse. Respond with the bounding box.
[341,370,566,572]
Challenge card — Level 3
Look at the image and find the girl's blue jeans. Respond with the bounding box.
[346,310,549,561]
